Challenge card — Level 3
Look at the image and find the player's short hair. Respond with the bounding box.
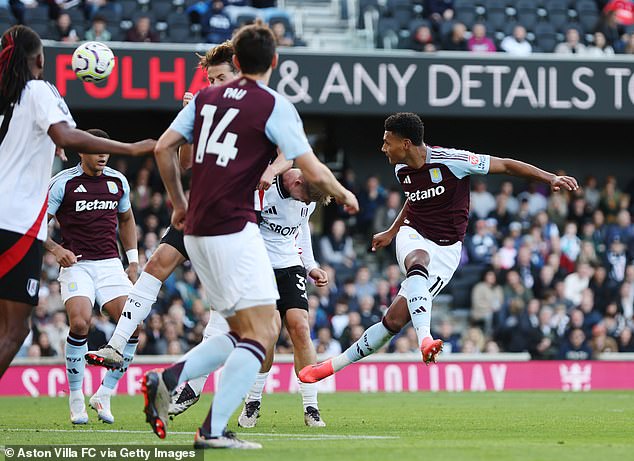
[86,128,110,139]
[384,113,424,146]
[232,19,276,75]
[304,181,332,206]
[197,40,236,72]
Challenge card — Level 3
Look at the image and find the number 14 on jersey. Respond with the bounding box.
[195,104,239,167]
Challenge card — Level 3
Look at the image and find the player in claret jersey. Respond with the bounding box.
[46,129,141,425]
[144,21,358,449]
[300,112,579,384]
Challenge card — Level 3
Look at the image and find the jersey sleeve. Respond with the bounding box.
[264,94,311,160]
[118,176,131,213]
[429,148,490,179]
[31,82,76,133]
[298,208,319,273]
[47,175,67,216]
[169,94,197,143]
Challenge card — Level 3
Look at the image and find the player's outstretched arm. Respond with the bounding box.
[48,122,156,157]
[372,201,409,251]
[258,151,293,191]
[118,209,139,283]
[488,157,579,192]
[294,152,359,214]
[155,129,189,230]
[177,92,196,170]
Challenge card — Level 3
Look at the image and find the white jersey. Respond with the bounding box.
[0,80,76,241]
[256,177,318,272]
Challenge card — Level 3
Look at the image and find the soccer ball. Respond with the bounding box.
[72,41,115,83]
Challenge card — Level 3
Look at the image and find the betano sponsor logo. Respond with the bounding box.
[404,185,445,202]
[75,200,118,212]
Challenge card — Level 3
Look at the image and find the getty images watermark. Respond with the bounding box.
[2,445,202,461]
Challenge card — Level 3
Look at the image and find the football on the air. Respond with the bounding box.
[72,41,115,83]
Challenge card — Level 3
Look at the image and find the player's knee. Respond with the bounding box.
[405,250,430,269]
[143,256,165,280]
[69,318,90,336]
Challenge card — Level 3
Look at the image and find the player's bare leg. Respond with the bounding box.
[143,305,277,448]
[286,309,326,426]
[300,297,407,383]
[238,312,280,428]
[64,297,93,424]
[86,243,185,369]
[403,250,443,364]
[0,300,32,379]
[87,296,141,423]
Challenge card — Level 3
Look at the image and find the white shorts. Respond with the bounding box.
[395,226,462,300]
[184,222,279,317]
[58,258,132,307]
[203,310,230,339]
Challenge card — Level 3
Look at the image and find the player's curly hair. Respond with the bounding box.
[232,19,276,75]
[197,40,236,72]
[304,182,332,206]
[0,26,42,114]
[384,113,424,146]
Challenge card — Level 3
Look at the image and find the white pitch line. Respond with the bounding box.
[0,428,399,440]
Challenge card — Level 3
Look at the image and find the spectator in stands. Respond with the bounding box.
[558,327,592,360]
[271,20,298,47]
[595,9,625,50]
[83,0,121,21]
[373,189,402,250]
[320,219,356,281]
[564,262,594,306]
[600,176,623,223]
[357,175,386,237]
[37,331,57,357]
[555,27,588,54]
[53,12,79,42]
[488,195,515,235]
[622,32,634,53]
[468,22,496,52]
[617,327,634,352]
[313,327,342,357]
[43,311,69,356]
[471,179,496,219]
[425,0,454,28]
[500,24,532,56]
[461,326,485,353]
[433,319,461,354]
[518,182,548,216]
[409,23,437,52]
[470,269,503,334]
[617,280,634,319]
[354,266,376,299]
[514,245,539,290]
[560,221,582,271]
[497,236,518,270]
[590,322,619,357]
[201,0,233,44]
[466,219,498,265]
[85,14,112,41]
[605,239,628,287]
[586,31,615,55]
[531,305,559,359]
[498,181,520,215]
[442,21,468,51]
[606,209,634,246]
[125,14,160,42]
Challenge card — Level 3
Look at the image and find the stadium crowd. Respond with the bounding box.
[19,153,634,362]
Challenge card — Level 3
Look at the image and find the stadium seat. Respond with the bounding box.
[393,5,414,29]
[151,0,174,22]
[357,0,379,28]
[544,0,568,30]
[66,7,85,26]
[0,18,13,33]
[516,0,538,31]
[455,7,477,28]
[29,21,51,39]
[0,6,13,22]
[267,14,293,34]
[377,16,399,48]
[454,0,477,9]
[167,11,189,29]
[120,0,139,20]
[96,8,122,27]
[167,23,190,42]
[23,5,50,25]
[235,13,258,26]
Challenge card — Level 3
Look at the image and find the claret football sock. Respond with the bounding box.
[109,272,162,352]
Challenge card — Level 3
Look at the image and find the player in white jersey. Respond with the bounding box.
[237,170,330,428]
[0,25,154,380]
[46,129,140,425]
[300,112,578,384]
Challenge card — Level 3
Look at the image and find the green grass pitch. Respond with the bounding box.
[1,391,633,460]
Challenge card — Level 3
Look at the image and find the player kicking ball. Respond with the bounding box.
[46,129,141,424]
[300,112,578,384]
